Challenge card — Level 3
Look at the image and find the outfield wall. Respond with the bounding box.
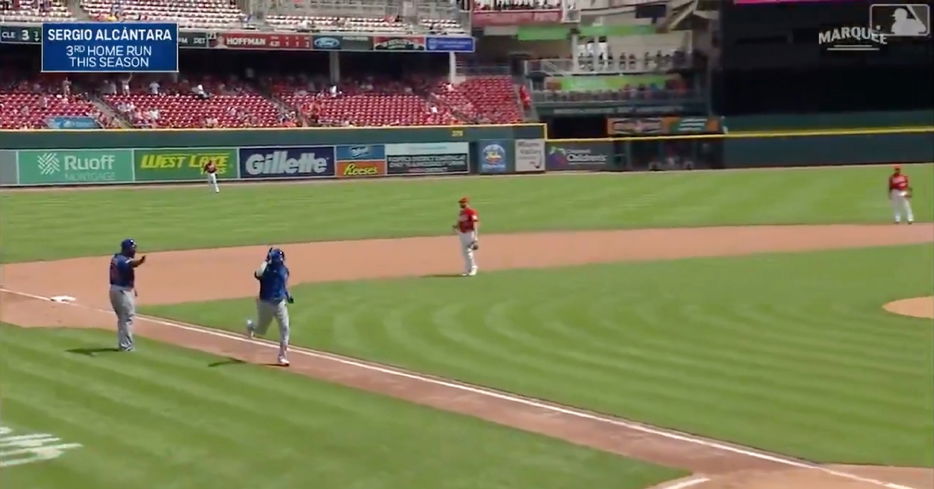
[546,128,934,171]
[0,125,931,186]
[0,125,548,186]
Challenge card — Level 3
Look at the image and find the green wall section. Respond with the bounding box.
[726,110,934,131]
[724,131,934,167]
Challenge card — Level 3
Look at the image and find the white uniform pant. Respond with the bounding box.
[890,189,913,223]
[207,173,219,193]
[458,231,477,274]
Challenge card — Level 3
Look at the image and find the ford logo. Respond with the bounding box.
[314,37,340,49]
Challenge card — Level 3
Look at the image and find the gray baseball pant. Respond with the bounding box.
[108,287,135,351]
[254,299,290,359]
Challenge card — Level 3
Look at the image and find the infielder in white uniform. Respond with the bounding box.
[888,165,914,224]
[453,196,479,276]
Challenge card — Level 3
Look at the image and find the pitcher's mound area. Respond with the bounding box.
[884,296,934,320]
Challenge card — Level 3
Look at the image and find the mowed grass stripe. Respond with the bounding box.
[0,325,684,489]
[148,245,934,466]
[3,164,932,262]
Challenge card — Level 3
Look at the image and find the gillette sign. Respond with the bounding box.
[239,146,335,179]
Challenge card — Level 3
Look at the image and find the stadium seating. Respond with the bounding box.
[420,18,467,35]
[0,93,103,129]
[266,15,407,33]
[98,77,295,128]
[433,77,522,124]
[0,0,74,22]
[473,0,561,10]
[272,75,523,127]
[79,0,247,28]
[275,78,458,126]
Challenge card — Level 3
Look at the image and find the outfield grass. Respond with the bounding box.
[147,245,934,467]
[0,325,683,489]
[2,164,931,262]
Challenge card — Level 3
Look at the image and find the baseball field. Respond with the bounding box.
[1,164,932,489]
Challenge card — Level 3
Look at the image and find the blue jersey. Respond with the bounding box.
[258,263,290,303]
[109,254,135,288]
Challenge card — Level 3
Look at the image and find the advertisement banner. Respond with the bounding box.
[312,35,343,50]
[18,149,134,184]
[178,30,208,48]
[135,148,238,181]
[0,25,41,44]
[239,146,335,179]
[476,140,511,174]
[514,139,546,173]
[46,116,101,129]
[606,117,665,135]
[472,10,562,27]
[426,36,475,52]
[607,116,723,135]
[210,32,311,50]
[335,144,386,178]
[335,144,385,162]
[338,35,373,51]
[544,74,676,91]
[385,142,469,175]
[372,36,426,51]
[0,150,17,185]
[545,142,613,171]
[336,161,387,178]
[41,22,179,72]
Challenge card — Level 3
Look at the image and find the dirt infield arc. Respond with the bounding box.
[2,223,933,489]
[884,297,934,320]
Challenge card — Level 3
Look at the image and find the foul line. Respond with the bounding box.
[0,287,918,489]
[657,477,711,489]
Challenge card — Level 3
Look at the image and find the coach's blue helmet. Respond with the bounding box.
[120,238,137,257]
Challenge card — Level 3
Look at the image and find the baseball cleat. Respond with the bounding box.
[277,357,290,367]
[468,268,478,277]
[245,319,255,339]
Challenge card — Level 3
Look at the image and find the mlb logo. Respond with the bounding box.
[870,4,931,37]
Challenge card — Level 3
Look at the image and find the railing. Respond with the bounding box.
[263,0,398,18]
[526,55,696,75]
[455,64,512,77]
[532,89,705,105]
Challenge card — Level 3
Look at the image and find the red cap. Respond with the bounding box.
[458,196,469,203]
[893,165,901,170]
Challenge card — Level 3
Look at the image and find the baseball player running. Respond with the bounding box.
[245,247,293,366]
[452,197,479,277]
[888,165,914,224]
[109,239,147,351]
[203,159,220,193]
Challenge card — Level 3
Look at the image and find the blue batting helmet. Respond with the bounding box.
[120,238,137,257]
[267,247,285,265]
